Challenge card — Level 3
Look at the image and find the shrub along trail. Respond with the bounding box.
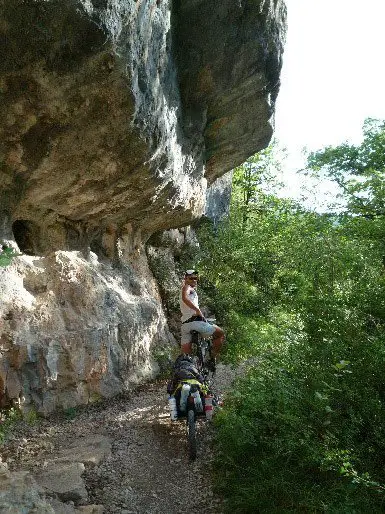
[1,363,243,513]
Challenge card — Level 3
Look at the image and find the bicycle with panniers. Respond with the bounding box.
[167,324,219,460]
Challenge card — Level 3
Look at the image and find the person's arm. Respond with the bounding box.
[181,284,204,318]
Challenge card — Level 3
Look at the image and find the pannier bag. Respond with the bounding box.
[166,354,207,415]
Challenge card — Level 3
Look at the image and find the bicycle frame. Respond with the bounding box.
[191,330,215,381]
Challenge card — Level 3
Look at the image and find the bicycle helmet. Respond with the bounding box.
[184,269,198,277]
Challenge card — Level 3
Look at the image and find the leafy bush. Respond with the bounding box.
[214,344,385,512]
[0,244,21,267]
[196,130,385,512]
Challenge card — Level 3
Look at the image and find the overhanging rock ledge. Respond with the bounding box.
[0,0,286,413]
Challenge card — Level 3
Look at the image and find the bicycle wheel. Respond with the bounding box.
[187,408,197,460]
[197,344,205,369]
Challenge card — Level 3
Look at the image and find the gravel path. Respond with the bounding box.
[0,363,248,513]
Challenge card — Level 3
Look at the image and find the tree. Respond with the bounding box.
[232,139,286,229]
[307,118,385,219]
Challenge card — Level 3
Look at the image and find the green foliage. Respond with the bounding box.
[214,351,385,512]
[307,118,385,222]
[0,407,42,446]
[232,139,286,229]
[195,130,385,511]
[64,407,78,419]
[24,408,39,425]
[0,244,21,267]
[0,407,22,444]
[152,345,175,378]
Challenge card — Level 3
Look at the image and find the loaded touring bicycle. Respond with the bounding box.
[167,322,218,460]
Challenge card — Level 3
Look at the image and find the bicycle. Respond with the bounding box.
[167,320,219,460]
[186,320,217,460]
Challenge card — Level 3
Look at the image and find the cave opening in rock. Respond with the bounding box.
[12,219,40,255]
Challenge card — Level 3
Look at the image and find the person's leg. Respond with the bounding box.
[211,326,225,358]
[181,323,193,354]
[191,321,224,359]
[181,321,225,357]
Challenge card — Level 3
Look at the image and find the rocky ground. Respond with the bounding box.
[0,363,247,513]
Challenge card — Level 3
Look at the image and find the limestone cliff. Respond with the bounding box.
[0,0,286,413]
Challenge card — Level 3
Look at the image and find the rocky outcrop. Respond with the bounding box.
[0,436,109,512]
[0,248,171,414]
[205,173,233,224]
[175,0,286,183]
[0,0,286,412]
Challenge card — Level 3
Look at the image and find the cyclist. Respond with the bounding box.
[180,269,225,364]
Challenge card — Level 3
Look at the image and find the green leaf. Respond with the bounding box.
[0,255,12,267]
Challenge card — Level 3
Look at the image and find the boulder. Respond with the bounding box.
[34,462,88,503]
[45,435,112,467]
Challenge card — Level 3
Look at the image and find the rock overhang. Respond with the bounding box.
[0,0,287,413]
[1,0,286,246]
[175,0,287,183]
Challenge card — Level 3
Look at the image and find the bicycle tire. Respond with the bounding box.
[197,344,205,369]
[187,408,197,460]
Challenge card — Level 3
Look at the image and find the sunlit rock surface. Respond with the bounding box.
[0,248,171,414]
[0,0,286,412]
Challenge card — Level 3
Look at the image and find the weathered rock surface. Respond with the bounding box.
[0,450,106,513]
[175,0,287,183]
[46,435,112,467]
[0,0,286,411]
[35,462,88,503]
[205,172,233,224]
[0,249,171,414]
[0,466,54,513]
[32,435,111,504]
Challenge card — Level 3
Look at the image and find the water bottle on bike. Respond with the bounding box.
[179,383,191,412]
[168,395,178,421]
[191,387,203,413]
[204,393,214,420]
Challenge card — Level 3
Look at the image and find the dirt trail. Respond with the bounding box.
[1,364,244,513]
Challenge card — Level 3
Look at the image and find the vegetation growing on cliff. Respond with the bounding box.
[0,245,21,267]
[197,120,385,512]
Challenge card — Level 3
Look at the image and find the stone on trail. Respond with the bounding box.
[34,462,88,503]
[45,435,112,467]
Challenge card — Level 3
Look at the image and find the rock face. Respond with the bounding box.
[205,172,233,225]
[175,0,286,183]
[0,0,286,412]
[0,249,170,413]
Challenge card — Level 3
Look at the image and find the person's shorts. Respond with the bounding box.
[181,320,217,343]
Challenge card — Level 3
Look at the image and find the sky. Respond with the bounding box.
[273,0,385,205]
